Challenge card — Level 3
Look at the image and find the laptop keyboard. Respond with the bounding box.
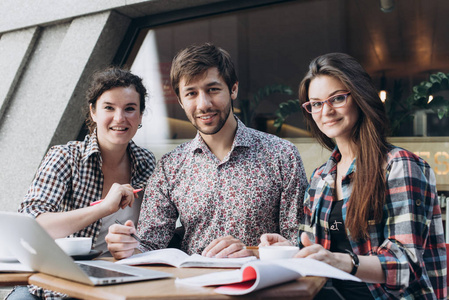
[76,263,134,278]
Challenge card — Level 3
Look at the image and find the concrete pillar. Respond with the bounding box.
[0,10,131,211]
[0,27,40,121]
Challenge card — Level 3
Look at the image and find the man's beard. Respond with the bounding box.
[191,101,233,135]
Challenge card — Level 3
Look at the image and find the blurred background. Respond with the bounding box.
[0,0,448,210]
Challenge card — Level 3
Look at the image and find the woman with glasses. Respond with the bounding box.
[260,53,446,299]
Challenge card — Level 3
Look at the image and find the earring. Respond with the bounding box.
[138,124,142,129]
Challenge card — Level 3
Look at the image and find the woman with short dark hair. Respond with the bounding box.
[10,67,156,299]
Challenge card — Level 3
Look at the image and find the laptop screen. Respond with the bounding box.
[0,212,172,286]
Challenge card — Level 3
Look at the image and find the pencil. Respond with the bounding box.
[89,188,143,206]
[244,246,259,250]
[114,220,142,243]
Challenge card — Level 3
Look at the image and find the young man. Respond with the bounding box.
[106,43,308,259]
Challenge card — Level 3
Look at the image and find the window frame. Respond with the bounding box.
[112,0,297,66]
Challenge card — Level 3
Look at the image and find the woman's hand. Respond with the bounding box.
[259,233,292,247]
[35,183,135,239]
[296,233,386,282]
[295,232,352,272]
[99,183,135,216]
[295,232,334,264]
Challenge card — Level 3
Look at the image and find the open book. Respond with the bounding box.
[115,248,258,268]
[175,258,361,295]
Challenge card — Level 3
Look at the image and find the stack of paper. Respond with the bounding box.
[176,258,360,295]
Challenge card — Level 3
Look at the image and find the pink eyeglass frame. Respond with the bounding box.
[302,92,351,114]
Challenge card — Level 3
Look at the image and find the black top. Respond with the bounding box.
[329,200,373,300]
[329,200,350,253]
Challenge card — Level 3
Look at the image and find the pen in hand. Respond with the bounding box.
[89,188,143,206]
[114,220,142,244]
[244,246,259,250]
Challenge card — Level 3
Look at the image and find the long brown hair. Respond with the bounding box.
[299,53,390,240]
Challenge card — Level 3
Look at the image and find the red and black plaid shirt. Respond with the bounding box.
[300,146,447,299]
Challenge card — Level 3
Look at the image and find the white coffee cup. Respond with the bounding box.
[55,237,92,256]
[258,246,299,261]
[0,243,14,260]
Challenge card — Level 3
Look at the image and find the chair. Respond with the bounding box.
[445,200,448,292]
[167,226,185,249]
[446,244,449,288]
[446,199,449,245]
[313,279,345,300]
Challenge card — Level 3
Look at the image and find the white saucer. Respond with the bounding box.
[0,255,18,262]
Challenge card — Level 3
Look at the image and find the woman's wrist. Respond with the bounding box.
[344,249,359,275]
[334,252,355,274]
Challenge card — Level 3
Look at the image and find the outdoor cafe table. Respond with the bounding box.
[29,265,327,300]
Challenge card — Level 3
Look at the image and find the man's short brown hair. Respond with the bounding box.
[170,43,238,98]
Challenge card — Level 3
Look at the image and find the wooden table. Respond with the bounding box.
[29,266,327,300]
[0,272,33,286]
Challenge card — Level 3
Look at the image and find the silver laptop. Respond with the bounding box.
[0,211,172,285]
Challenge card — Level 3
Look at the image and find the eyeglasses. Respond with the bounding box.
[302,92,351,114]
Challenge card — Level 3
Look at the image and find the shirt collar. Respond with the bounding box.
[321,146,356,181]
[81,129,101,164]
[80,129,145,172]
[127,139,150,176]
[233,118,253,148]
[189,116,251,154]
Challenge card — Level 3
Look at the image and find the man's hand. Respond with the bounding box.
[201,235,254,258]
[106,220,139,260]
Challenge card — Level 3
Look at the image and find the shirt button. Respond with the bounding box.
[416,199,422,206]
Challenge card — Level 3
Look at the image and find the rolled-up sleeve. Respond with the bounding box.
[376,152,443,296]
[19,146,71,217]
